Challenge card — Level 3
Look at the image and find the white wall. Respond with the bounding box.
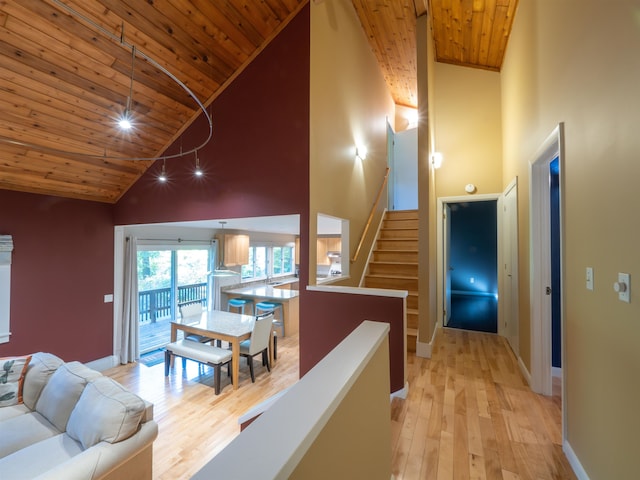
[392,128,418,210]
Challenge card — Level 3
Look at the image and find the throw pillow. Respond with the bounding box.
[0,355,32,407]
[35,361,102,432]
[67,376,145,449]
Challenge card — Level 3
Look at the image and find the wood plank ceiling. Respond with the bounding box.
[0,0,517,203]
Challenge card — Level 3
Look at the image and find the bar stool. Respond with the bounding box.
[255,301,284,337]
[227,298,254,315]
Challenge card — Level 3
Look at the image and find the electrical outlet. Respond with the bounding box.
[614,273,630,303]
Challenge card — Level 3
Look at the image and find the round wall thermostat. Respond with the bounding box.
[465,184,476,194]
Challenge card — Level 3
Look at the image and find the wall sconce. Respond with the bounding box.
[431,152,443,169]
[355,145,367,161]
[406,109,419,129]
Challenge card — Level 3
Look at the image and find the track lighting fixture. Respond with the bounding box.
[158,160,167,182]
[194,152,203,177]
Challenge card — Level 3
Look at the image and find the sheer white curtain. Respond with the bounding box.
[119,236,139,364]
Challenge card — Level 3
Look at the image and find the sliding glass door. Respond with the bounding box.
[137,246,211,354]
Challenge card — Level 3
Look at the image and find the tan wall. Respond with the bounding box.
[419,39,503,346]
[290,334,391,479]
[501,0,640,477]
[310,0,395,285]
[433,62,503,198]
[417,13,437,345]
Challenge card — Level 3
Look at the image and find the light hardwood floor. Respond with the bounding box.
[103,328,575,479]
[103,334,301,479]
[391,328,575,480]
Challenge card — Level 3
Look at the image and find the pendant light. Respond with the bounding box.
[211,221,239,277]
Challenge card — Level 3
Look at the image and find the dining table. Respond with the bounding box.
[170,310,274,390]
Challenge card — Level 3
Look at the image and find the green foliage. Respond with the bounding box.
[137,249,209,291]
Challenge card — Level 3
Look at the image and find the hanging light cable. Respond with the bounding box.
[0,0,213,163]
[158,159,167,182]
[118,42,135,130]
[194,151,203,177]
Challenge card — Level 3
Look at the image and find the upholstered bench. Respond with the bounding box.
[164,340,233,395]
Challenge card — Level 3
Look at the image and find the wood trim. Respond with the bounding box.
[351,167,390,263]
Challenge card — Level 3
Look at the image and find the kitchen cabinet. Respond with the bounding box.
[295,237,300,264]
[316,237,341,265]
[222,234,249,266]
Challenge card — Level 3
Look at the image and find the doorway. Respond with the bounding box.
[438,196,500,334]
[137,245,212,357]
[530,123,565,403]
[550,158,561,377]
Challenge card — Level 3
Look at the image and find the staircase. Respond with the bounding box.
[363,210,419,352]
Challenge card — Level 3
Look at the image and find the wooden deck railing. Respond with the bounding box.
[138,282,207,323]
[351,167,390,263]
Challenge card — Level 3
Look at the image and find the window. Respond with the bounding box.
[272,246,294,275]
[136,245,211,354]
[137,248,210,322]
[0,235,13,344]
[242,246,266,280]
[241,244,294,281]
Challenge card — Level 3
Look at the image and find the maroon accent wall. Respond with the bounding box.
[0,6,310,364]
[113,4,311,301]
[0,190,114,361]
[300,290,405,393]
[113,7,310,229]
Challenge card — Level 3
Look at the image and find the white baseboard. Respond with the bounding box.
[564,440,590,480]
[552,366,562,378]
[415,324,438,359]
[85,355,118,372]
[390,381,409,400]
[518,355,532,386]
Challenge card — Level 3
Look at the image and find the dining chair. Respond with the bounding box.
[255,301,285,337]
[239,313,274,382]
[178,302,216,353]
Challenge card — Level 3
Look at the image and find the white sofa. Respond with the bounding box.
[0,352,158,480]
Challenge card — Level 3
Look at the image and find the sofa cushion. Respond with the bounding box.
[35,361,101,432]
[0,411,61,459]
[0,355,32,407]
[0,433,83,480]
[22,352,64,410]
[0,403,30,422]
[67,376,146,449]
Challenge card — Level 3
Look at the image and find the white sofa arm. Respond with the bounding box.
[33,421,159,480]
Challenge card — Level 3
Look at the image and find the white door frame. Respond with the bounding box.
[436,194,501,332]
[529,123,565,403]
[500,178,520,356]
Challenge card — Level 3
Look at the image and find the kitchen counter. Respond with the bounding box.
[224,285,300,336]
[226,285,299,300]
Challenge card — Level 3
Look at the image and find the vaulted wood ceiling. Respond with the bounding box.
[0,0,517,203]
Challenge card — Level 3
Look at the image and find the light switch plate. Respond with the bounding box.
[586,267,593,290]
[104,294,114,303]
